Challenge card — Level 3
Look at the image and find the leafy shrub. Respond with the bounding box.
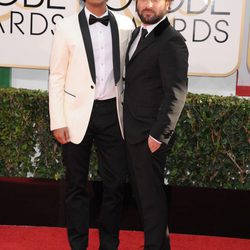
[166,93,250,190]
[0,88,249,189]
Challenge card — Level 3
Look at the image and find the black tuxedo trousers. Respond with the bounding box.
[126,140,171,250]
[62,98,127,250]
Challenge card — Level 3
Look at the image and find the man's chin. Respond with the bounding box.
[141,17,159,25]
[139,12,163,25]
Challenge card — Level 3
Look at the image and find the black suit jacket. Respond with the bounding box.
[124,17,189,145]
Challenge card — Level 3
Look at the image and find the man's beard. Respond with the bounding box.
[137,9,164,24]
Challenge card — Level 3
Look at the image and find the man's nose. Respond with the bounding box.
[146,0,153,7]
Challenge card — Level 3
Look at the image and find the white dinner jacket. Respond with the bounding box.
[49,9,134,144]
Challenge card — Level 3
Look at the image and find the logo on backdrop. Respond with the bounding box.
[0,0,78,68]
[0,0,67,35]
[168,0,245,76]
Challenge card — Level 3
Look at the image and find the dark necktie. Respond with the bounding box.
[89,14,109,26]
[137,28,148,48]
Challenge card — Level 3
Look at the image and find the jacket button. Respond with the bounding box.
[91,85,94,89]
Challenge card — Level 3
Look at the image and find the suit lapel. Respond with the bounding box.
[154,17,170,36]
[128,18,171,64]
[130,31,155,62]
[126,27,140,66]
[78,9,96,83]
[78,9,121,85]
[108,11,120,84]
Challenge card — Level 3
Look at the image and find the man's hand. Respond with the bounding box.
[53,127,70,144]
[148,136,161,153]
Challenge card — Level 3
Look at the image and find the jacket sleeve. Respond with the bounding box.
[150,32,189,145]
[49,21,69,131]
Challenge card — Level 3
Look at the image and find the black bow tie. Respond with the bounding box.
[89,14,109,26]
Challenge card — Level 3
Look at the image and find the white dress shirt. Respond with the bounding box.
[85,7,116,100]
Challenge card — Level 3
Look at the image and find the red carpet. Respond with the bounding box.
[0,225,250,250]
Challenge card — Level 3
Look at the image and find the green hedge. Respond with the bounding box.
[0,88,249,190]
[166,94,250,190]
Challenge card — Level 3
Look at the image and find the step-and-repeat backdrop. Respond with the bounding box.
[0,0,249,85]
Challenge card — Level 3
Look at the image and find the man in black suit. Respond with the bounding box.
[123,0,188,249]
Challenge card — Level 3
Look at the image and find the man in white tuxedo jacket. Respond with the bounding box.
[49,0,134,249]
